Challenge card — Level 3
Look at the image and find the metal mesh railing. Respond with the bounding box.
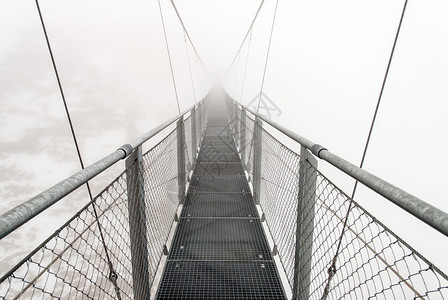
[2,96,447,299]
[0,172,132,299]
[140,128,179,283]
[231,109,255,182]
[183,115,194,177]
[304,160,448,299]
[259,129,301,285]
[0,102,206,299]
[229,99,448,299]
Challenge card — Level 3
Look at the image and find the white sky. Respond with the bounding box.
[1,0,447,277]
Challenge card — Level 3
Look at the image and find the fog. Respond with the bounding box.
[1,0,447,276]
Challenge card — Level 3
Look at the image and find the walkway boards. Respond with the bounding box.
[156,104,286,299]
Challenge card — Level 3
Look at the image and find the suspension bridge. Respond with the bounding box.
[1,0,448,299]
[1,90,448,298]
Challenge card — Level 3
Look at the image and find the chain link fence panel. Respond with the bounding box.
[0,125,186,299]
[183,115,193,176]
[0,173,131,299]
[2,98,447,299]
[232,103,448,299]
[228,99,448,299]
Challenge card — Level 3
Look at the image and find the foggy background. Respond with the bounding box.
[1,0,447,277]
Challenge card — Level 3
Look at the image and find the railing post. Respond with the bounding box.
[293,146,318,300]
[125,146,151,299]
[233,102,239,142]
[204,99,208,129]
[177,117,186,203]
[240,108,246,164]
[227,96,233,121]
[200,101,205,135]
[253,117,262,204]
[191,106,197,157]
[203,100,207,129]
[198,102,202,145]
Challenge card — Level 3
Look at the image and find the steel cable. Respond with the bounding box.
[169,0,208,73]
[239,28,254,104]
[256,0,279,113]
[227,0,266,71]
[34,1,122,298]
[158,0,181,113]
[183,30,197,104]
[322,1,409,298]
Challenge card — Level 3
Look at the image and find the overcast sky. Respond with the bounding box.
[1,0,447,275]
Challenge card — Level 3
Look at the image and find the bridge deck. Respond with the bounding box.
[156,102,286,299]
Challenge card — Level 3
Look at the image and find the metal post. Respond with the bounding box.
[233,102,239,141]
[231,99,235,121]
[234,106,240,149]
[125,146,151,299]
[204,99,208,129]
[200,101,205,135]
[293,146,318,300]
[201,101,205,137]
[253,117,262,204]
[196,102,201,142]
[204,97,208,123]
[240,108,246,164]
[244,105,448,238]
[177,117,186,203]
[197,103,202,146]
[227,96,233,121]
[191,107,197,159]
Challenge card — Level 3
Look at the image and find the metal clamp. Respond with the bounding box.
[311,144,327,158]
[118,144,134,158]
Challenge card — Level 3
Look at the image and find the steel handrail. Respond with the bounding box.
[236,101,448,237]
[0,100,203,239]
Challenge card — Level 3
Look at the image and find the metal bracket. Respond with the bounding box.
[109,269,118,284]
[328,264,337,277]
[163,245,169,256]
[261,213,266,222]
[272,245,278,256]
[187,171,192,183]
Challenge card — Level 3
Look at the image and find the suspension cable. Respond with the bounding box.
[322,1,409,298]
[169,0,208,73]
[247,1,279,165]
[158,0,181,113]
[256,0,279,113]
[227,0,266,71]
[34,1,121,298]
[239,28,253,104]
[352,0,409,199]
[233,53,242,97]
[183,30,197,104]
[195,55,205,98]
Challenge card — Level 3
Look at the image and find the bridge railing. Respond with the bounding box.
[0,99,208,299]
[226,97,448,299]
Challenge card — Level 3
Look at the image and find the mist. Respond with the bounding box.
[1,0,448,278]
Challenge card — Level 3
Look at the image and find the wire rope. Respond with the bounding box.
[183,30,197,104]
[256,0,279,113]
[158,0,181,113]
[322,1,409,298]
[233,52,242,98]
[34,1,121,298]
[169,0,208,73]
[227,0,266,71]
[239,28,253,104]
